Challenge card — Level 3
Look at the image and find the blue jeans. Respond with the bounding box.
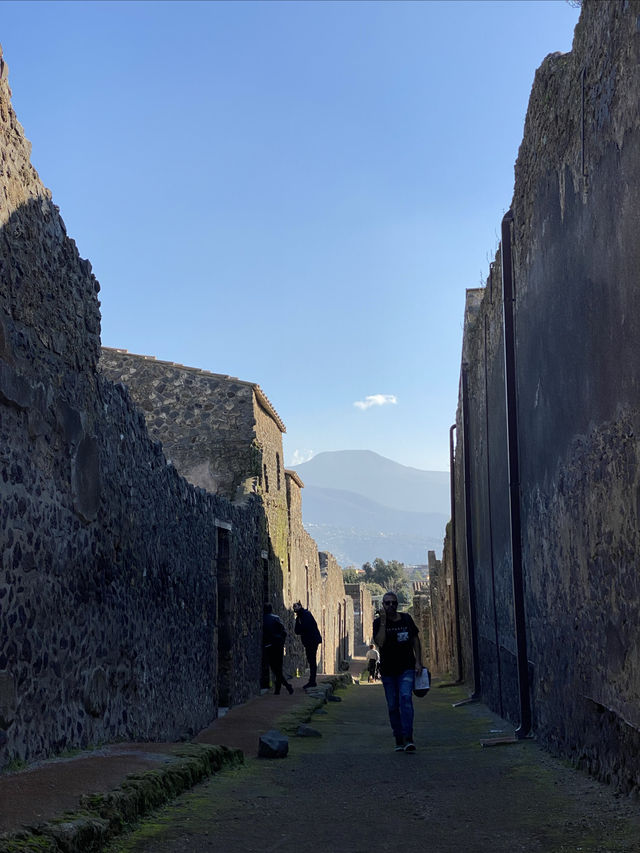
[381,670,415,742]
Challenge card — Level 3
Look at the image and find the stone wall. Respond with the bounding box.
[99,349,266,501]
[319,552,354,672]
[428,523,460,679]
[446,0,640,791]
[99,353,356,684]
[345,582,375,653]
[0,49,268,765]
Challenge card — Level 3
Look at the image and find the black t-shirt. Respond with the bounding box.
[373,612,419,676]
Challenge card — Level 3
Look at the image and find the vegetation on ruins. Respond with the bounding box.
[343,558,412,605]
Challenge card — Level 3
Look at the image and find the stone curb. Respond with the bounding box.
[0,675,353,853]
[274,675,352,735]
[0,743,243,853]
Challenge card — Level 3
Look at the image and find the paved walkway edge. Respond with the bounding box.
[0,743,242,853]
[0,675,351,853]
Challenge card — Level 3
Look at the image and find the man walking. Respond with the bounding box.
[365,643,380,682]
[373,591,423,752]
[293,601,322,689]
[263,604,294,695]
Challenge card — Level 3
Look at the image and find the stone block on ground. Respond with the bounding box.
[258,730,289,758]
[296,725,322,738]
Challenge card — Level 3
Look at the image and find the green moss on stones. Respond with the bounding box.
[0,745,242,853]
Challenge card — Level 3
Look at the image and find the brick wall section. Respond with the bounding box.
[447,0,640,791]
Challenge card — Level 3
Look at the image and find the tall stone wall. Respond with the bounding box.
[253,394,290,615]
[448,0,640,791]
[0,50,266,766]
[99,349,263,501]
[428,523,460,679]
[284,472,319,675]
[319,552,354,672]
[99,353,356,684]
[345,582,374,653]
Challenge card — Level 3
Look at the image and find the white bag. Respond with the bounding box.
[413,667,431,697]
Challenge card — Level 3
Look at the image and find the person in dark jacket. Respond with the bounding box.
[263,603,293,695]
[293,601,322,689]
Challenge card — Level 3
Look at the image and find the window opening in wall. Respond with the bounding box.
[216,527,232,708]
[276,453,281,490]
[305,564,310,609]
[263,464,269,493]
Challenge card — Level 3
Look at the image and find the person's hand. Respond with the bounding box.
[415,661,423,675]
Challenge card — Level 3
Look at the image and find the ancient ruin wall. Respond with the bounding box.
[319,552,354,673]
[345,582,374,653]
[0,50,264,765]
[428,525,460,678]
[452,0,640,790]
[99,349,262,501]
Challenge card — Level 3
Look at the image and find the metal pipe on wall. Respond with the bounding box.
[500,209,532,739]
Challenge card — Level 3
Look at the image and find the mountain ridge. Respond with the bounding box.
[290,450,450,567]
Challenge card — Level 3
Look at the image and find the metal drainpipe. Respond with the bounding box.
[501,209,532,739]
[461,364,481,700]
[484,315,504,718]
[449,423,464,682]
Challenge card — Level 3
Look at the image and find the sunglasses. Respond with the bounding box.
[383,600,398,607]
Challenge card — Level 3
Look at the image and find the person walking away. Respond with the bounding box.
[293,601,322,689]
[373,591,423,752]
[365,643,380,682]
[263,604,293,695]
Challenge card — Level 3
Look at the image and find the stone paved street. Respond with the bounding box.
[109,681,640,853]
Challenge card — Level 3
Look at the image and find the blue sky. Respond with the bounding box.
[0,0,579,471]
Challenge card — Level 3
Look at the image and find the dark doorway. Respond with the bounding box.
[216,526,232,708]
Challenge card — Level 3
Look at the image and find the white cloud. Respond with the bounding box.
[353,394,398,411]
[289,449,314,466]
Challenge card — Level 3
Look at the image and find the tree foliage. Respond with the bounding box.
[361,558,411,604]
[342,558,413,605]
[342,568,361,584]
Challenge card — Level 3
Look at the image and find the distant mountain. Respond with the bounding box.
[291,450,449,514]
[290,450,450,567]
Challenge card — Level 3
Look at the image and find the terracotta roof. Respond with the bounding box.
[101,347,286,432]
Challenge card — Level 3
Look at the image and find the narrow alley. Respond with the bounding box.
[109,678,640,853]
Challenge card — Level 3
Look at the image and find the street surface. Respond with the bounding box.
[110,680,640,853]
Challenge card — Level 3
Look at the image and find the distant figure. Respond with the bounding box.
[263,603,293,695]
[293,601,322,689]
[365,643,380,682]
[373,591,423,753]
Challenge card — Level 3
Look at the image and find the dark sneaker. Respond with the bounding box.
[394,744,405,752]
[404,742,417,753]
